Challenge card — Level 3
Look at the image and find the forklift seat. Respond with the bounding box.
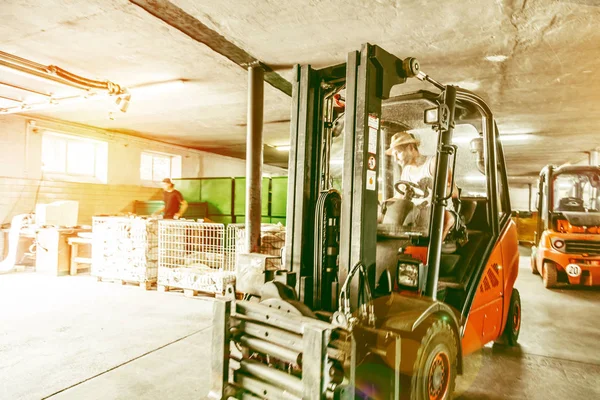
[461,200,477,224]
[375,269,393,297]
[463,198,489,231]
[440,254,461,276]
[439,232,486,281]
[557,197,585,212]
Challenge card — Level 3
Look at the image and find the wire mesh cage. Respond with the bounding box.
[259,224,286,269]
[226,224,247,272]
[92,216,158,283]
[158,220,234,294]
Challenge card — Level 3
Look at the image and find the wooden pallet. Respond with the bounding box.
[96,276,156,291]
[156,285,215,298]
[157,284,243,299]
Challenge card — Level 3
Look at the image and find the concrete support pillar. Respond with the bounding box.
[245,65,264,253]
[590,150,599,166]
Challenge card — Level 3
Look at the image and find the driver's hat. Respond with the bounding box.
[385,131,420,155]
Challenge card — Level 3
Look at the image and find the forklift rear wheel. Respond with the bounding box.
[497,288,521,346]
[543,262,558,288]
[411,320,457,400]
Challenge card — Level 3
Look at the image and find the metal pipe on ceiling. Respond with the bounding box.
[0,81,51,97]
[0,94,21,103]
[0,51,48,73]
[0,50,126,94]
[0,50,129,115]
[0,93,102,115]
[0,58,90,91]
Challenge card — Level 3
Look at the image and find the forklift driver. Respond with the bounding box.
[384,130,458,243]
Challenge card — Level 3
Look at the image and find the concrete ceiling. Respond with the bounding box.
[1,0,599,174]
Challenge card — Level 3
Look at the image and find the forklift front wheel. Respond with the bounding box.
[543,262,558,288]
[530,253,539,275]
[497,288,521,346]
[411,320,457,400]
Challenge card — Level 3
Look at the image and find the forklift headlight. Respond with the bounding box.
[424,108,439,124]
[397,263,419,288]
[551,238,565,252]
[424,104,450,130]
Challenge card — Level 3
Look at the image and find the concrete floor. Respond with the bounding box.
[1,248,599,400]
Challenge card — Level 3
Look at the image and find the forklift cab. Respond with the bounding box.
[325,87,512,313]
[211,43,520,400]
[371,92,494,298]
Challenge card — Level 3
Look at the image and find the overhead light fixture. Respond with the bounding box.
[450,81,480,91]
[500,127,536,135]
[274,145,290,152]
[500,134,531,142]
[464,175,486,182]
[0,81,51,98]
[485,55,508,63]
[0,90,116,115]
[129,79,185,95]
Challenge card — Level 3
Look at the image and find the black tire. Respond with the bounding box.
[497,289,521,346]
[543,262,558,288]
[411,320,457,400]
[530,253,539,275]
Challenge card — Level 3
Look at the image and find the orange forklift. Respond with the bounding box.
[531,164,600,287]
[210,43,521,399]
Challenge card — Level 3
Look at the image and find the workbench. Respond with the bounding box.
[35,227,91,276]
[67,236,92,275]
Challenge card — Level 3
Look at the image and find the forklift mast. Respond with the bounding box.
[284,44,437,310]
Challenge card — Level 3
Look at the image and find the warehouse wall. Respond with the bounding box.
[509,186,536,211]
[0,177,162,225]
[0,115,285,224]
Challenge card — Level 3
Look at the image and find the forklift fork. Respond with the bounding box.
[209,299,356,400]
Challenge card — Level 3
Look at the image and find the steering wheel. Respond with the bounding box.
[394,179,428,199]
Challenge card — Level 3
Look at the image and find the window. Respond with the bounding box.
[41,131,108,183]
[497,161,507,218]
[140,151,182,182]
[541,177,548,221]
[494,142,506,218]
[552,172,600,212]
[453,124,488,198]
